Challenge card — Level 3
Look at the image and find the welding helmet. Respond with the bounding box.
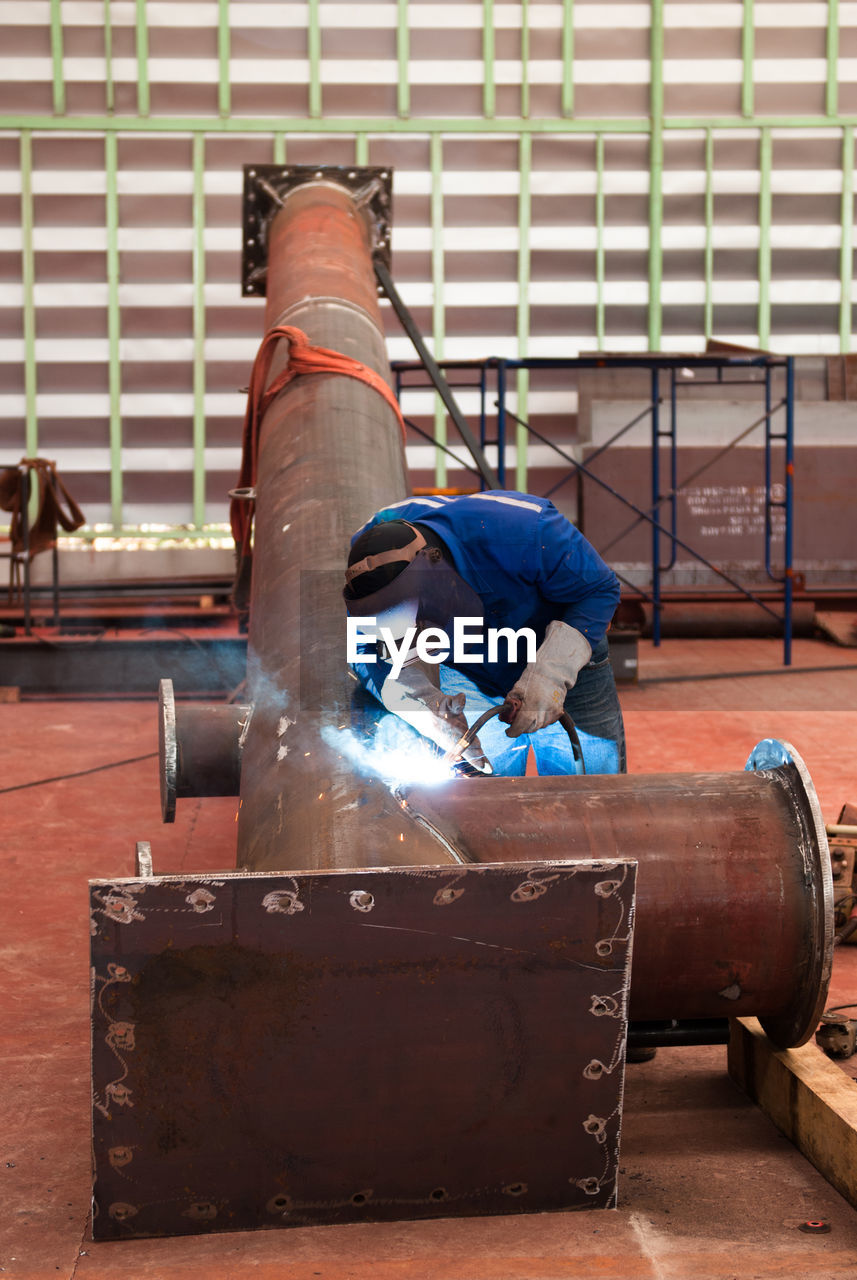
[343,519,484,639]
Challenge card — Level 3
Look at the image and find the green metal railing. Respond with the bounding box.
[828,0,840,119]
[105,132,123,528]
[135,0,150,116]
[218,0,231,118]
[102,0,114,113]
[49,0,65,115]
[841,123,854,353]
[430,133,446,488]
[192,134,208,527]
[561,0,575,118]
[595,133,606,350]
[649,0,664,351]
[742,0,755,119]
[397,0,410,118]
[19,131,37,459]
[483,0,495,119]
[10,113,857,135]
[758,127,773,351]
[516,133,532,492]
[704,128,715,343]
[520,0,530,120]
[308,0,323,119]
[2,0,856,535]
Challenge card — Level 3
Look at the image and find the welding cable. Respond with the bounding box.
[443,705,586,773]
[835,915,857,946]
[559,711,585,770]
[230,324,408,556]
[442,705,505,771]
[833,882,857,941]
[833,893,857,935]
[0,752,157,794]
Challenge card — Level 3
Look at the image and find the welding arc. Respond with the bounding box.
[443,706,585,773]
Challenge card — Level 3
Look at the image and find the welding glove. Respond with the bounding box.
[502,620,592,738]
[381,656,491,773]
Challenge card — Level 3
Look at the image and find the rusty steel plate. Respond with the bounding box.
[90,860,636,1240]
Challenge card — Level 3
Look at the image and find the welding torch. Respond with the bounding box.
[443,697,586,774]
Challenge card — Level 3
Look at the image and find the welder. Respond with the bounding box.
[343,491,626,778]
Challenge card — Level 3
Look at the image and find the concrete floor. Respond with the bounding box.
[2,634,857,1279]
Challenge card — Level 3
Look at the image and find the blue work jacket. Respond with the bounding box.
[349,490,621,700]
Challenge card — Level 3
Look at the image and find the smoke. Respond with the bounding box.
[321,715,455,788]
[245,651,294,717]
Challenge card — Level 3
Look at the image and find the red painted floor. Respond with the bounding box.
[2,634,857,1279]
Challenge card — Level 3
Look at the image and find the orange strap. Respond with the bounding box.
[230,325,407,553]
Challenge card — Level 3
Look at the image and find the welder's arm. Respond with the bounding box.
[501,619,591,738]
[381,657,491,773]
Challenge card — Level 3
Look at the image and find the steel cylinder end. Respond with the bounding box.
[241,164,393,299]
[749,740,834,1049]
[159,681,250,819]
[158,678,178,824]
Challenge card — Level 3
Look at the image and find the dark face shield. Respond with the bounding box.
[344,548,485,642]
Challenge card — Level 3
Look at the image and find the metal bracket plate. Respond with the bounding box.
[241,164,393,297]
[91,859,635,1240]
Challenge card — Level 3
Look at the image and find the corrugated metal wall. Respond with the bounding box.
[0,1,854,532]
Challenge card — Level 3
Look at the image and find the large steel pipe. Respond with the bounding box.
[229,168,831,1049]
[399,746,832,1047]
[237,175,451,872]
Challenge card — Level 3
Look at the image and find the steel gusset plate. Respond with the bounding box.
[241,164,393,296]
[90,860,636,1240]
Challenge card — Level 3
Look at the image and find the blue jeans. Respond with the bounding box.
[439,636,626,777]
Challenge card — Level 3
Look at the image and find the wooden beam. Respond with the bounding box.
[729,1016,857,1208]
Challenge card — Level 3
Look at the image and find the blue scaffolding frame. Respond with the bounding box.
[393,354,797,666]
